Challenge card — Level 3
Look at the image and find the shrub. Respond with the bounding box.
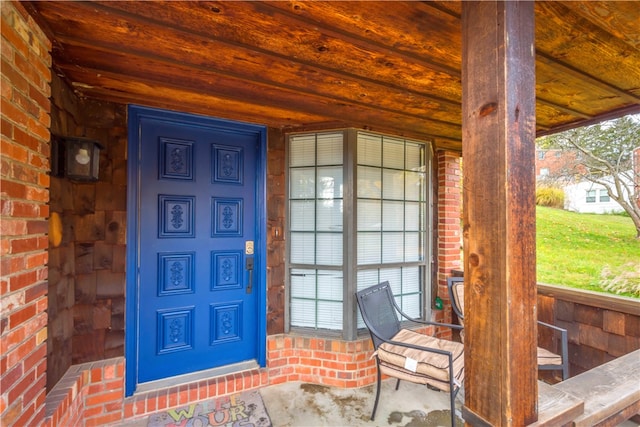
[600,263,640,297]
[536,186,564,208]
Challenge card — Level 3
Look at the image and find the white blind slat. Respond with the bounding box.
[289,135,316,167]
[290,168,316,198]
[316,233,343,265]
[317,200,343,232]
[383,201,404,231]
[317,133,343,165]
[383,169,404,200]
[290,233,315,264]
[382,232,403,263]
[357,166,381,198]
[357,199,381,231]
[357,233,381,265]
[290,200,315,231]
[357,133,382,166]
[317,166,343,199]
[383,137,405,169]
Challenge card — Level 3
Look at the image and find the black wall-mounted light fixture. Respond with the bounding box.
[51,136,103,182]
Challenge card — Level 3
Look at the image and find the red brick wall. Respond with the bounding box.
[267,334,376,388]
[435,150,462,331]
[1,2,52,426]
[43,334,378,425]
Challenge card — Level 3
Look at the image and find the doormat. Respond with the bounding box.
[147,390,272,427]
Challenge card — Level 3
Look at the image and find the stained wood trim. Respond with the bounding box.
[531,381,584,427]
[537,283,640,316]
[536,104,640,138]
[554,349,640,427]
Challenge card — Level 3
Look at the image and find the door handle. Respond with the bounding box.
[245,257,254,294]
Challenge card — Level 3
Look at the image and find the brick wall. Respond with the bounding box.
[42,333,380,425]
[47,73,127,388]
[0,2,52,426]
[266,334,376,388]
[435,150,462,331]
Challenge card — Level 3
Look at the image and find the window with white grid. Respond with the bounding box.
[288,130,431,336]
[356,134,426,322]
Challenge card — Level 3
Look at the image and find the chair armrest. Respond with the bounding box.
[385,338,456,358]
[403,317,464,331]
[537,320,565,333]
[537,321,568,349]
[390,297,463,331]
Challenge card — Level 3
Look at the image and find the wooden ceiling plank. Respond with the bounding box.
[93,1,463,101]
[59,64,462,142]
[23,0,640,143]
[536,97,592,120]
[537,52,640,104]
[52,40,462,131]
[61,70,329,126]
[535,2,640,100]
[34,2,463,119]
[260,1,462,76]
[537,104,640,138]
[535,103,582,132]
[563,1,640,50]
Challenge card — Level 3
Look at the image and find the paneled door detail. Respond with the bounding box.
[126,106,266,393]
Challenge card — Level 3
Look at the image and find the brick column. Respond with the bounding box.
[435,150,462,327]
[1,2,52,426]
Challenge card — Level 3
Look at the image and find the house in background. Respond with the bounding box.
[535,148,587,184]
[563,175,631,214]
[562,145,639,214]
[536,148,570,180]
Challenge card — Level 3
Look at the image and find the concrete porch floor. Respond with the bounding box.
[118,379,640,427]
[118,379,462,427]
[260,380,461,427]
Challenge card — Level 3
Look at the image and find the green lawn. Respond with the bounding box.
[536,206,640,297]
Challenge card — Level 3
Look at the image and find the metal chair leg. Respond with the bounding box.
[450,386,457,427]
[395,378,401,390]
[371,363,382,421]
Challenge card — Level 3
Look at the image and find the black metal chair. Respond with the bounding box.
[356,281,464,427]
[447,276,569,380]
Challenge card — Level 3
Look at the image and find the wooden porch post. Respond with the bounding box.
[461,2,538,425]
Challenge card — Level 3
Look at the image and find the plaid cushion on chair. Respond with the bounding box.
[376,329,464,391]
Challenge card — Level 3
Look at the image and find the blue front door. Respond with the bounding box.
[126,106,266,393]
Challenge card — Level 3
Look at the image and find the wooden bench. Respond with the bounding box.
[553,349,640,427]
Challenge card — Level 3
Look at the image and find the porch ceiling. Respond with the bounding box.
[24,1,640,150]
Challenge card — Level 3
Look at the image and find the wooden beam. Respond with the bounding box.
[462,2,538,425]
[51,42,462,139]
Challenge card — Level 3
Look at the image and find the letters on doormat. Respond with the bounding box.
[147,390,271,427]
